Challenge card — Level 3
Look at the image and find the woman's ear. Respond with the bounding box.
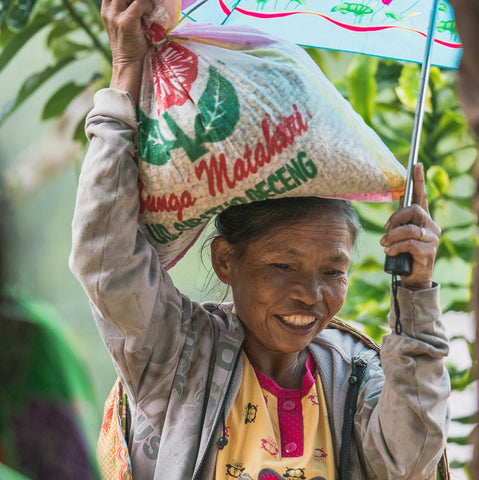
[211,236,236,285]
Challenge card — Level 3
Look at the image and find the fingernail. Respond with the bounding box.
[384,221,390,230]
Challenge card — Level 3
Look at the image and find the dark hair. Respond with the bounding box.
[214,196,361,254]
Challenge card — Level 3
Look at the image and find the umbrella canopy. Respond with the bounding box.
[184,0,462,68]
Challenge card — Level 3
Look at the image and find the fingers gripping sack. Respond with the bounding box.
[137,0,406,269]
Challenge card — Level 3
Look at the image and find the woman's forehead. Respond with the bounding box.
[265,209,350,236]
[247,214,353,251]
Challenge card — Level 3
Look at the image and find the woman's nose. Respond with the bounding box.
[290,277,323,305]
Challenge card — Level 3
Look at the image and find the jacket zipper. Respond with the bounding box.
[339,356,368,480]
[192,345,243,480]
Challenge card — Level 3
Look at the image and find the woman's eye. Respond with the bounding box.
[326,270,346,277]
[273,263,291,271]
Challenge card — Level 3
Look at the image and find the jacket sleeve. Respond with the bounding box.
[69,88,186,403]
[355,283,450,480]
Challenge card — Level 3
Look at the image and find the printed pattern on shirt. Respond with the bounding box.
[215,352,335,480]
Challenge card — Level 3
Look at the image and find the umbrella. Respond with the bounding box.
[183,0,463,279]
[183,0,462,69]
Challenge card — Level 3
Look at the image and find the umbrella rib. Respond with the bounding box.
[221,0,244,25]
[179,0,211,26]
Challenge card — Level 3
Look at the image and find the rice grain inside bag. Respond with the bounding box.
[137,0,406,268]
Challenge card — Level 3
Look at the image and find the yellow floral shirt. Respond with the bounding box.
[215,352,336,480]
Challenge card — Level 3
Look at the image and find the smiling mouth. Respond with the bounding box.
[279,315,317,327]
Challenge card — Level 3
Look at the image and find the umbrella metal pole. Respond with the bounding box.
[384,0,441,276]
[403,0,441,207]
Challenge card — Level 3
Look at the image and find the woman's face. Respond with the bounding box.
[212,208,353,356]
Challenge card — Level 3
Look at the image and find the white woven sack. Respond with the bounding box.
[137,0,406,268]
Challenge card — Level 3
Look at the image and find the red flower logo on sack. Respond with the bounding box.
[151,42,199,112]
[142,20,166,44]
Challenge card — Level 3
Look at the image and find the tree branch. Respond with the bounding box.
[62,0,111,63]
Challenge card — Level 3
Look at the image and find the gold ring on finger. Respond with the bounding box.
[418,226,426,241]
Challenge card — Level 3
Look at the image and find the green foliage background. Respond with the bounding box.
[0,0,477,477]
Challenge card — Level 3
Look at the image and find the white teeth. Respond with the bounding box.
[281,315,316,326]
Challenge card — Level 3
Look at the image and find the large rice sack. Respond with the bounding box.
[138,0,406,269]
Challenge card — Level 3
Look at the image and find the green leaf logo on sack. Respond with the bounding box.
[194,65,240,149]
[139,47,240,166]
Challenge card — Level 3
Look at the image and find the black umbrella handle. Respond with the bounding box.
[384,253,412,276]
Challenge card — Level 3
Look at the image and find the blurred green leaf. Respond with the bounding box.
[447,364,474,391]
[375,59,403,90]
[449,174,476,200]
[427,165,451,202]
[440,286,472,312]
[355,213,387,235]
[73,113,88,143]
[396,63,431,111]
[452,413,476,424]
[0,12,54,71]
[437,231,478,263]
[442,147,477,175]
[429,66,444,90]
[3,0,36,31]
[449,459,468,469]
[448,436,471,446]
[0,462,31,480]
[0,55,75,125]
[52,37,90,60]
[353,257,384,272]
[42,81,86,120]
[433,196,477,228]
[430,110,468,145]
[46,21,73,45]
[0,0,14,28]
[434,256,472,287]
[347,55,378,126]
[304,47,329,77]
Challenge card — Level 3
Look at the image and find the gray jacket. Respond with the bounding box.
[70,88,450,480]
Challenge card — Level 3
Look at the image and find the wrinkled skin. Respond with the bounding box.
[211,208,352,388]
[101,0,154,103]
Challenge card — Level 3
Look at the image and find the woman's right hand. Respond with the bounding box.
[101,0,154,103]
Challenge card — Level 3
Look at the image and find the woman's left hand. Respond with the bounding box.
[380,163,441,291]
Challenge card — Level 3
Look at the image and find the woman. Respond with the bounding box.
[70,0,450,478]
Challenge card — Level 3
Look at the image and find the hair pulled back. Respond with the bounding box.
[214,196,361,253]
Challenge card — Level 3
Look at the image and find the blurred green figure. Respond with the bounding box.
[0,190,99,479]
